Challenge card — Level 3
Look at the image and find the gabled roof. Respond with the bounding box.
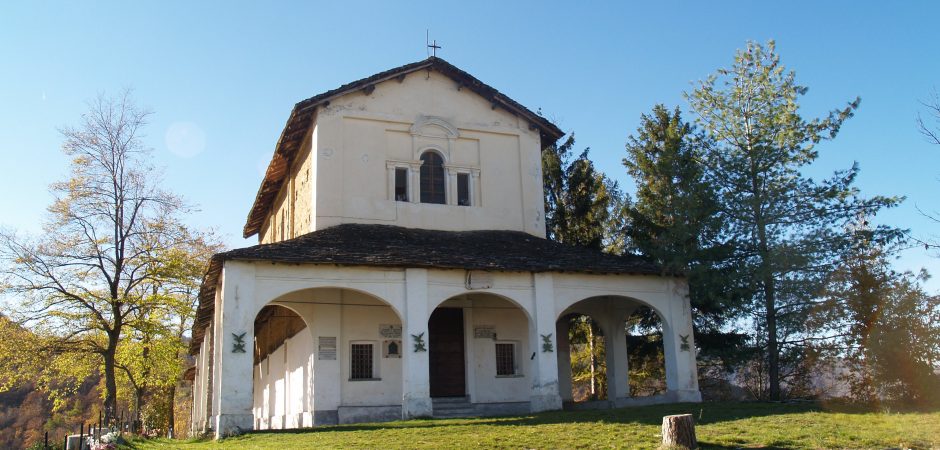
[190,224,670,354]
[243,57,566,239]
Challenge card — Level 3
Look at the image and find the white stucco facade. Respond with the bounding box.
[192,262,700,437]
[190,58,702,439]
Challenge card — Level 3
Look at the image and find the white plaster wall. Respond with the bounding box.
[310,71,546,237]
[250,286,403,429]
[252,327,314,429]
[465,297,531,403]
[340,303,403,406]
[211,260,697,436]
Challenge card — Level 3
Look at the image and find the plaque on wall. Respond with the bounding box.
[474,326,496,339]
[379,324,402,338]
[318,336,337,360]
[383,340,402,358]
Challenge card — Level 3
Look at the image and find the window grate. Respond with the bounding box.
[351,343,374,380]
[495,343,515,376]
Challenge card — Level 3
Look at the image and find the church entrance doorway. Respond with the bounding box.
[428,307,466,397]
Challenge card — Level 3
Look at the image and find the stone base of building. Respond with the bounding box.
[213,413,253,439]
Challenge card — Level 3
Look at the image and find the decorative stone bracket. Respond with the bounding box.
[232,332,247,353]
[541,333,554,353]
[411,332,427,352]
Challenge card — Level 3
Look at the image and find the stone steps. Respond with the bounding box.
[432,397,476,419]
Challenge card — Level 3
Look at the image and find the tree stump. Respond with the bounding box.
[661,414,697,449]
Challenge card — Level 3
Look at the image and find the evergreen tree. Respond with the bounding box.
[687,41,901,400]
[624,105,740,329]
[624,105,748,380]
[543,134,622,250]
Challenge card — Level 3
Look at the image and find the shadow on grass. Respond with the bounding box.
[240,401,835,437]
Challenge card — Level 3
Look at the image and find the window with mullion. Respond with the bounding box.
[420,152,445,204]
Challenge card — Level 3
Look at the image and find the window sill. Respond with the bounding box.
[348,378,382,382]
[495,374,524,378]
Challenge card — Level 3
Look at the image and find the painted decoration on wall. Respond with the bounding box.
[679,334,691,352]
[380,324,402,339]
[474,326,496,339]
[541,333,554,353]
[232,332,247,353]
[411,332,426,352]
[383,340,402,358]
[318,336,337,360]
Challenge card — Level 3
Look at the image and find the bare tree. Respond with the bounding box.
[915,89,940,251]
[917,89,940,146]
[0,91,189,423]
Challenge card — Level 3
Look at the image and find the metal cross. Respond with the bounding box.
[426,30,441,57]
[428,39,441,57]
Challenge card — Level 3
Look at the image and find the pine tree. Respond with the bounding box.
[543,134,622,250]
[687,41,901,400]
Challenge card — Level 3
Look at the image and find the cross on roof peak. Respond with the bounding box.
[426,30,441,58]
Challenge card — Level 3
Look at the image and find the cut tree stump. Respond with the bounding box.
[661,414,697,449]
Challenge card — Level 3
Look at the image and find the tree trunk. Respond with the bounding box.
[167,384,176,438]
[588,323,596,398]
[103,333,119,425]
[661,414,697,449]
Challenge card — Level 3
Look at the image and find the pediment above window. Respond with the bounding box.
[410,116,459,140]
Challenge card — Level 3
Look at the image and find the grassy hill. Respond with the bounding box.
[123,401,940,449]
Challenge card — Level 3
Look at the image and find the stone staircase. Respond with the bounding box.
[432,396,475,418]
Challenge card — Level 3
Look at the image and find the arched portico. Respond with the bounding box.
[425,292,535,417]
[555,289,699,409]
[199,262,698,438]
[250,286,404,429]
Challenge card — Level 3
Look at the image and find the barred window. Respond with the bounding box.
[495,342,516,376]
[350,343,374,380]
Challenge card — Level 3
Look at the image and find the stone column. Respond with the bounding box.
[446,167,458,205]
[530,273,563,412]
[604,311,630,401]
[661,280,702,403]
[402,268,433,418]
[470,169,481,206]
[212,261,257,439]
[555,318,573,402]
[409,162,422,203]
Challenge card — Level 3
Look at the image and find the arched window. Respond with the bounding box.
[420,151,446,204]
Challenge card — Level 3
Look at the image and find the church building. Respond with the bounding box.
[189,57,701,439]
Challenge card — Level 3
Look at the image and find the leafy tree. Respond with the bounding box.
[814,228,940,406]
[566,315,606,400]
[0,91,194,423]
[543,134,622,250]
[687,41,901,400]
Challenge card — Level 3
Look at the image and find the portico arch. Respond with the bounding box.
[425,291,535,416]
[556,294,683,408]
[251,286,404,429]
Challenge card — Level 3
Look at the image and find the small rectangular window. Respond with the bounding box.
[495,342,516,376]
[350,343,374,380]
[457,173,470,206]
[394,168,409,202]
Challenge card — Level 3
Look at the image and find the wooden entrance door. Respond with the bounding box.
[428,308,466,397]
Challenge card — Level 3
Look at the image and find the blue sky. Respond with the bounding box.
[1,1,938,291]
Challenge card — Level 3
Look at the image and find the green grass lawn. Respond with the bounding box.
[124,402,940,449]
